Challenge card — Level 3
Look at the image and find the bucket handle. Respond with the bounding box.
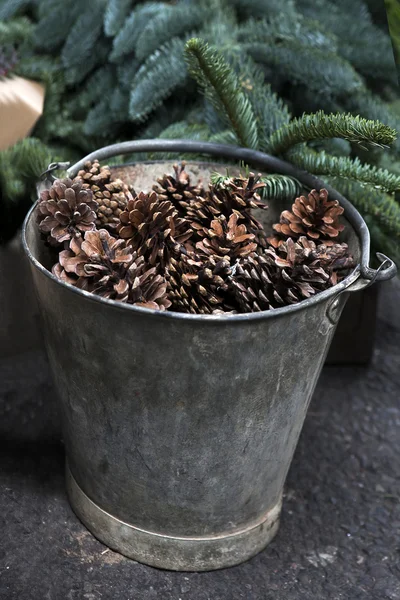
[40,139,397,293]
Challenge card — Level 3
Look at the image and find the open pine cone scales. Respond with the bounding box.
[75,160,134,229]
[153,161,205,208]
[272,188,344,242]
[40,163,354,314]
[37,178,98,245]
[118,191,192,265]
[53,229,171,309]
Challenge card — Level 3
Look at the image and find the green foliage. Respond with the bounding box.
[184,38,258,148]
[0,0,31,20]
[0,17,34,45]
[61,3,106,72]
[329,178,400,243]
[104,0,134,37]
[267,111,397,156]
[129,38,188,122]
[287,147,400,193]
[109,3,165,62]
[244,41,363,95]
[135,3,206,61]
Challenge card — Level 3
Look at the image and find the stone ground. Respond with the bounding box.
[0,280,399,600]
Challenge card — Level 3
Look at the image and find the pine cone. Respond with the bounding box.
[37,178,98,245]
[195,213,257,261]
[264,236,351,305]
[53,230,171,310]
[75,160,133,229]
[272,188,344,241]
[185,173,268,246]
[153,162,205,209]
[118,191,192,265]
[165,252,233,314]
[228,254,275,313]
[229,236,353,313]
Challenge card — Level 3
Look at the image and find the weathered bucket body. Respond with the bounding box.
[23,141,396,571]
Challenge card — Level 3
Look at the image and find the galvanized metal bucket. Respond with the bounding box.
[22,140,396,571]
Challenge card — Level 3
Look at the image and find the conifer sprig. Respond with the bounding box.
[287,148,400,193]
[184,38,258,149]
[267,111,397,156]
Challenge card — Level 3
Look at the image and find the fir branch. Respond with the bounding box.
[0,0,31,20]
[244,40,363,96]
[104,0,133,37]
[129,38,188,122]
[135,3,206,62]
[328,177,400,242]
[267,111,397,156]
[109,3,165,63]
[34,2,82,51]
[287,147,400,193]
[344,90,400,153]
[65,37,111,85]
[0,16,34,45]
[211,171,302,201]
[238,16,338,52]
[209,130,238,145]
[61,4,106,70]
[231,0,297,19]
[158,121,212,141]
[227,53,291,150]
[184,38,258,148]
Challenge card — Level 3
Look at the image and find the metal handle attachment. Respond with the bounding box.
[325,252,396,326]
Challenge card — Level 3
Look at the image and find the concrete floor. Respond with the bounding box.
[0,280,399,600]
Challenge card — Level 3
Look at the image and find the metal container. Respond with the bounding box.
[22,141,396,571]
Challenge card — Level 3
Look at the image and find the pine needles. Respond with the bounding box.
[184,38,258,148]
[267,111,397,156]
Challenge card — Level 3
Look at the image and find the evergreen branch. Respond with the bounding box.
[129,38,188,122]
[61,4,106,70]
[287,147,400,193]
[104,0,133,37]
[226,53,291,149]
[0,0,31,20]
[209,130,238,145]
[65,37,111,85]
[211,171,302,201]
[244,40,363,96]
[0,17,34,45]
[158,121,212,141]
[328,177,400,242]
[344,90,400,153]
[135,3,206,61]
[267,111,397,156]
[109,3,165,62]
[184,38,258,148]
[34,2,82,51]
[238,16,338,52]
[231,0,297,19]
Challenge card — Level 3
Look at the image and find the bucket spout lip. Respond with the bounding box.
[24,140,397,323]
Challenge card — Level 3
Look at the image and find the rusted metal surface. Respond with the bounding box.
[22,141,396,571]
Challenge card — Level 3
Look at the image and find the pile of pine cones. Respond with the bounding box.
[36,160,353,314]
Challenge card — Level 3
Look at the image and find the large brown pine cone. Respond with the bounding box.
[37,178,98,246]
[53,229,171,310]
[229,236,353,313]
[153,162,205,210]
[272,188,344,242]
[187,172,268,245]
[75,160,134,229]
[165,252,233,314]
[118,191,192,265]
[195,213,257,261]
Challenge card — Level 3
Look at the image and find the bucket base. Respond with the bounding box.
[66,464,281,571]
